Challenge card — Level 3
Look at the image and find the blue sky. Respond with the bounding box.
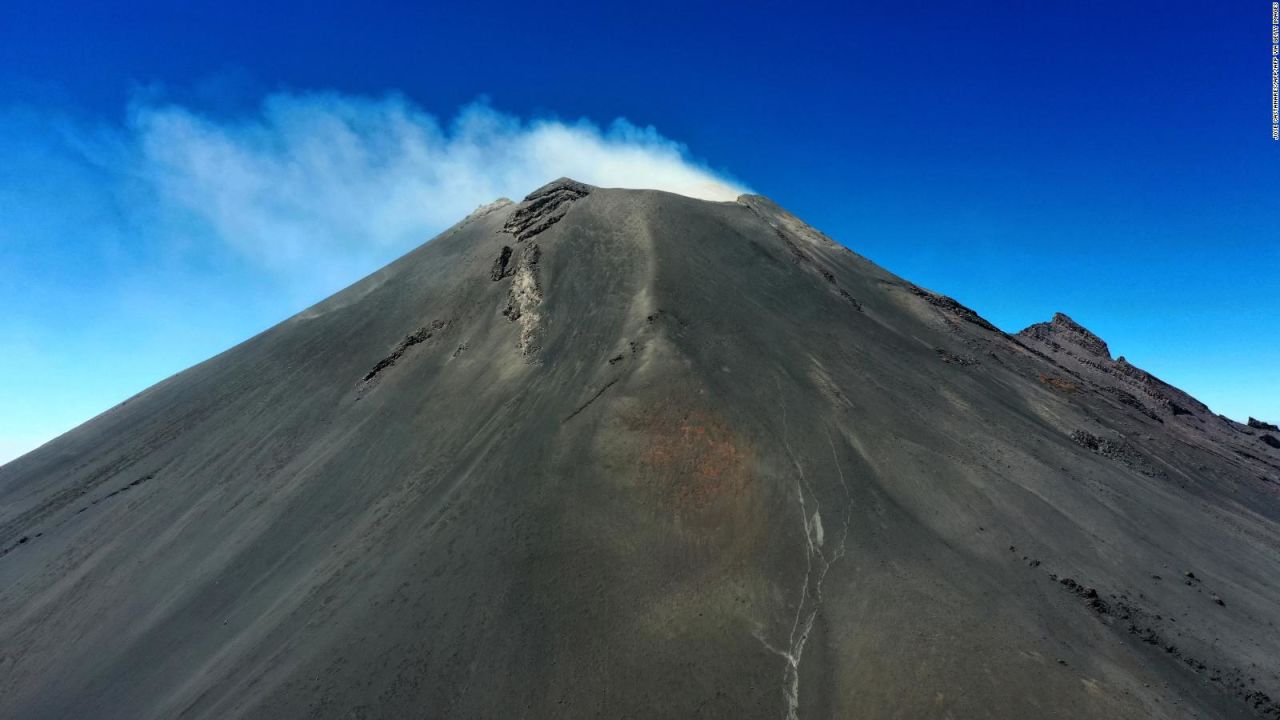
[1,1,1277,462]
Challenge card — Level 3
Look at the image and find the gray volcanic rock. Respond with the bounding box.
[1018,311,1112,359]
[2,179,1279,719]
[502,177,591,241]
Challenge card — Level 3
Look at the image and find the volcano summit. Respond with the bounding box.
[2,179,1278,719]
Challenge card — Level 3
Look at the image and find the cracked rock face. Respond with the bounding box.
[1,179,1279,720]
[501,243,543,357]
[1019,311,1113,359]
[502,177,591,242]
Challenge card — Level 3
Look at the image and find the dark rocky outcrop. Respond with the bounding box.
[502,177,591,241]
[489,245,514,281]
[1018,312,1112,359]
[936,348,978,366]
[1070,429,1164,477]
[908,283,1001,332]
[1017,314,1216,424]
[360,319,450,384]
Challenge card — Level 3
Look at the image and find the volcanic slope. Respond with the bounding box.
[2,179,1279,719]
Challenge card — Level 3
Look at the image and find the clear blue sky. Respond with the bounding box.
[1,1,1277,462]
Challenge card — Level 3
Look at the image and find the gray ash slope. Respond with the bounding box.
[2,178,1279,719]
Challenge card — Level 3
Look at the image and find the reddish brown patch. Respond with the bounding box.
[621,395,768,575]
[626,400,752,516]
[1039,373,1080,393]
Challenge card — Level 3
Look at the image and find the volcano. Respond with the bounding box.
[2,179,1278,719]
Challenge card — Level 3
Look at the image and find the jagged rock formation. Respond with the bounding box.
[502,177,591,241]
[1019,311,1113,359]
[1,179,1278,719]
[1017,312,1214,421]
[500,242,544,358]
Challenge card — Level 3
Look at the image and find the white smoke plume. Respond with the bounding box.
[130,93,748,275]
